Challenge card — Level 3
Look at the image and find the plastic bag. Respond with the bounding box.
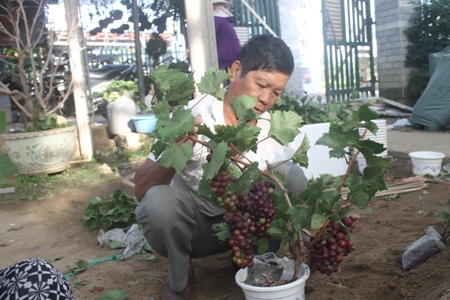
[123,224,146,257]
[402,226,446,270]
[244,252,290,286]
[97,224,147,257]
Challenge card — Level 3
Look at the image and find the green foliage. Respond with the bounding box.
[148,64,196,107]
[81,189,139,231]
[404,0,450,99]
[101,80,139,102]
[0,111,19,182]
[271,93,352,124]
[98,288,128,300]
[437,199,450,241]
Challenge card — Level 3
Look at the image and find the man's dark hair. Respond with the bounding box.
[236,34,294,77]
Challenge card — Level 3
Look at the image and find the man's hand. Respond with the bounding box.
[175,115,203,146]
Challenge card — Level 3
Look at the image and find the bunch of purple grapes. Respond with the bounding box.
[309,217,357,276]
[207,167,277,268]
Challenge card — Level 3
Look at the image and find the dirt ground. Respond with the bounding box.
[1,152,450,300]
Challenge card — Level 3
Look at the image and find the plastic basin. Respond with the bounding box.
[132,114,157,134]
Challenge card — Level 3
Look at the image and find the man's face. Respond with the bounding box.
[227,61,290,115]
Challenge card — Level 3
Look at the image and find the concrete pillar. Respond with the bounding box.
[278,0,304,97]
[184,0,218,97]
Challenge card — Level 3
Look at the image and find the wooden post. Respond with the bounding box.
[184,0,218,96]
[64,0,93,161]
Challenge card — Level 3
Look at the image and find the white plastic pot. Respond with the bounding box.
[409,151,445,176]
[235,263,310,300]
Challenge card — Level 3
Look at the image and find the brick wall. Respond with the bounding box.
[375,0,416,104]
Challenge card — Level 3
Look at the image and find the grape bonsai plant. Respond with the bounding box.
[146,64,390,286]
[0,0,77,175]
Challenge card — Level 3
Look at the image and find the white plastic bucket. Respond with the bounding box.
[235,263,310,300]
[357,119,388,174]
[409,151,445,176]
[291,123,349,179]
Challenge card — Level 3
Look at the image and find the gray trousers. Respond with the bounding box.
[135,161,307,292]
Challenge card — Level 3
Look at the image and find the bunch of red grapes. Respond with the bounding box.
[207,166,277,269]
[309,216,357,276]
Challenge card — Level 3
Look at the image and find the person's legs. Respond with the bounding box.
[136,185,229,292]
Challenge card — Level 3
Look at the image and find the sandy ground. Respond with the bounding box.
[1,150,450,300]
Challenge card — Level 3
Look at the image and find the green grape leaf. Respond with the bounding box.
[229,164,242,179]
[150,140,167,160]
[268,219,294,240]
[202,142,229,180]
[311,213,328,230]
[157,107,195,142]
[98,288,127,300]
[348,188,370,209]
[226,162,260,195]
[316,123,360,158]
[355,139,386,158]
[341,104,379,132]
[232,95,257,121]
[152,101,171,124]
[164,74,196,106]
[157,142,194,173]
[316,190,341,214]
[287,204,315,232]
[196,124,215,139]
[232,122,260,153]
[197,66,230,100]
[198,177,213,196]
[254,238,270,254]
[0,153,18,182]
[150,64,190,93]
[327,213,342,222]
[268,111,303,145]
[299,179,325,205]
[291,135,310,168]
[212,222,231,241]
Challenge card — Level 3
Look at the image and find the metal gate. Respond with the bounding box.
[230,0,281,37]
[322,0,376,101]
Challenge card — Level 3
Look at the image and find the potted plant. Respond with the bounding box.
[145,64,390,299]
[98,79,139,135]
[0,0,77,175]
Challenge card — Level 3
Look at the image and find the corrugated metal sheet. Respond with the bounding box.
[234,26,250,46]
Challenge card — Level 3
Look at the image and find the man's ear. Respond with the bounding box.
[229,60,241,82]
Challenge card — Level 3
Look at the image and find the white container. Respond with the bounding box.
[357,119,388,174]
[235,263,310,300]
[409,151,445,176]
[291,122,349,179]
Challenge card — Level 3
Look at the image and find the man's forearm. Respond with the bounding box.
[134,158,176,202]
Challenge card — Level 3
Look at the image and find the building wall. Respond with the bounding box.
[278,0,303,97]
[374,0,416,104]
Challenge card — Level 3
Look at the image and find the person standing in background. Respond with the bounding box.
[213,0,242,72]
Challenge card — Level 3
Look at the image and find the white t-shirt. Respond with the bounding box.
[148,95,296,216]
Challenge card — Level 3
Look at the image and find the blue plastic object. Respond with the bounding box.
[132,114,157,133]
